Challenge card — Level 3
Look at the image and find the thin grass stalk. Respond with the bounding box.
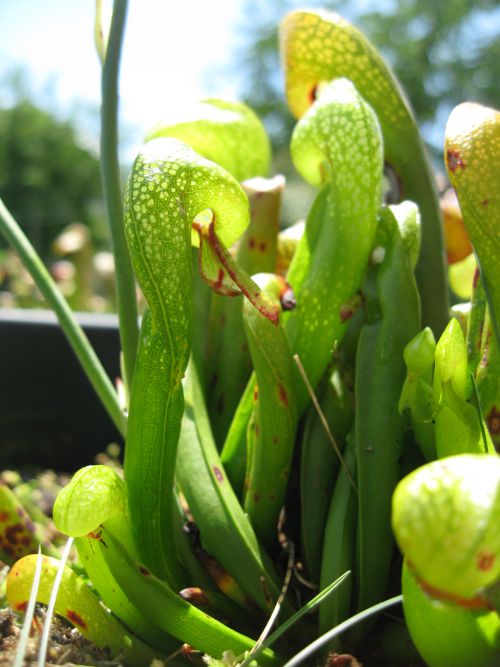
[37,538,74,667]
[240,571,352,667]
[240,541,295,666]
[470,373,490,453]
[283,595,403,666]
[100,0,139,393]
[294,354,357,493]
[13,546,43,667]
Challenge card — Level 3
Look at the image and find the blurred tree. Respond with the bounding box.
[361,0,500,147]
[0,98,103,256]
[232,0,500,156]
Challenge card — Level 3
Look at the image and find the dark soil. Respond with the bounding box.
[0,605,117,666]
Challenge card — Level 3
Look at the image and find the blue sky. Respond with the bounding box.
[0,1,243,156]
[1,0,499,161]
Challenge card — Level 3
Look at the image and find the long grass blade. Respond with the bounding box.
[0,198,126,436]
[283,594,402,666]
[470,372,489,453]
[37,537,74,667]
[240,541,295,667]
[241,571,351,666]
[13,546,43,667]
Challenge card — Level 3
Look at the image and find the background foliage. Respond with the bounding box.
[231,0,500,154]
[1,0,499,252]
[0,92,103,257]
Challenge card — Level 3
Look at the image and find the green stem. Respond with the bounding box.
[0,199,126,436]
[100,0,138,393]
